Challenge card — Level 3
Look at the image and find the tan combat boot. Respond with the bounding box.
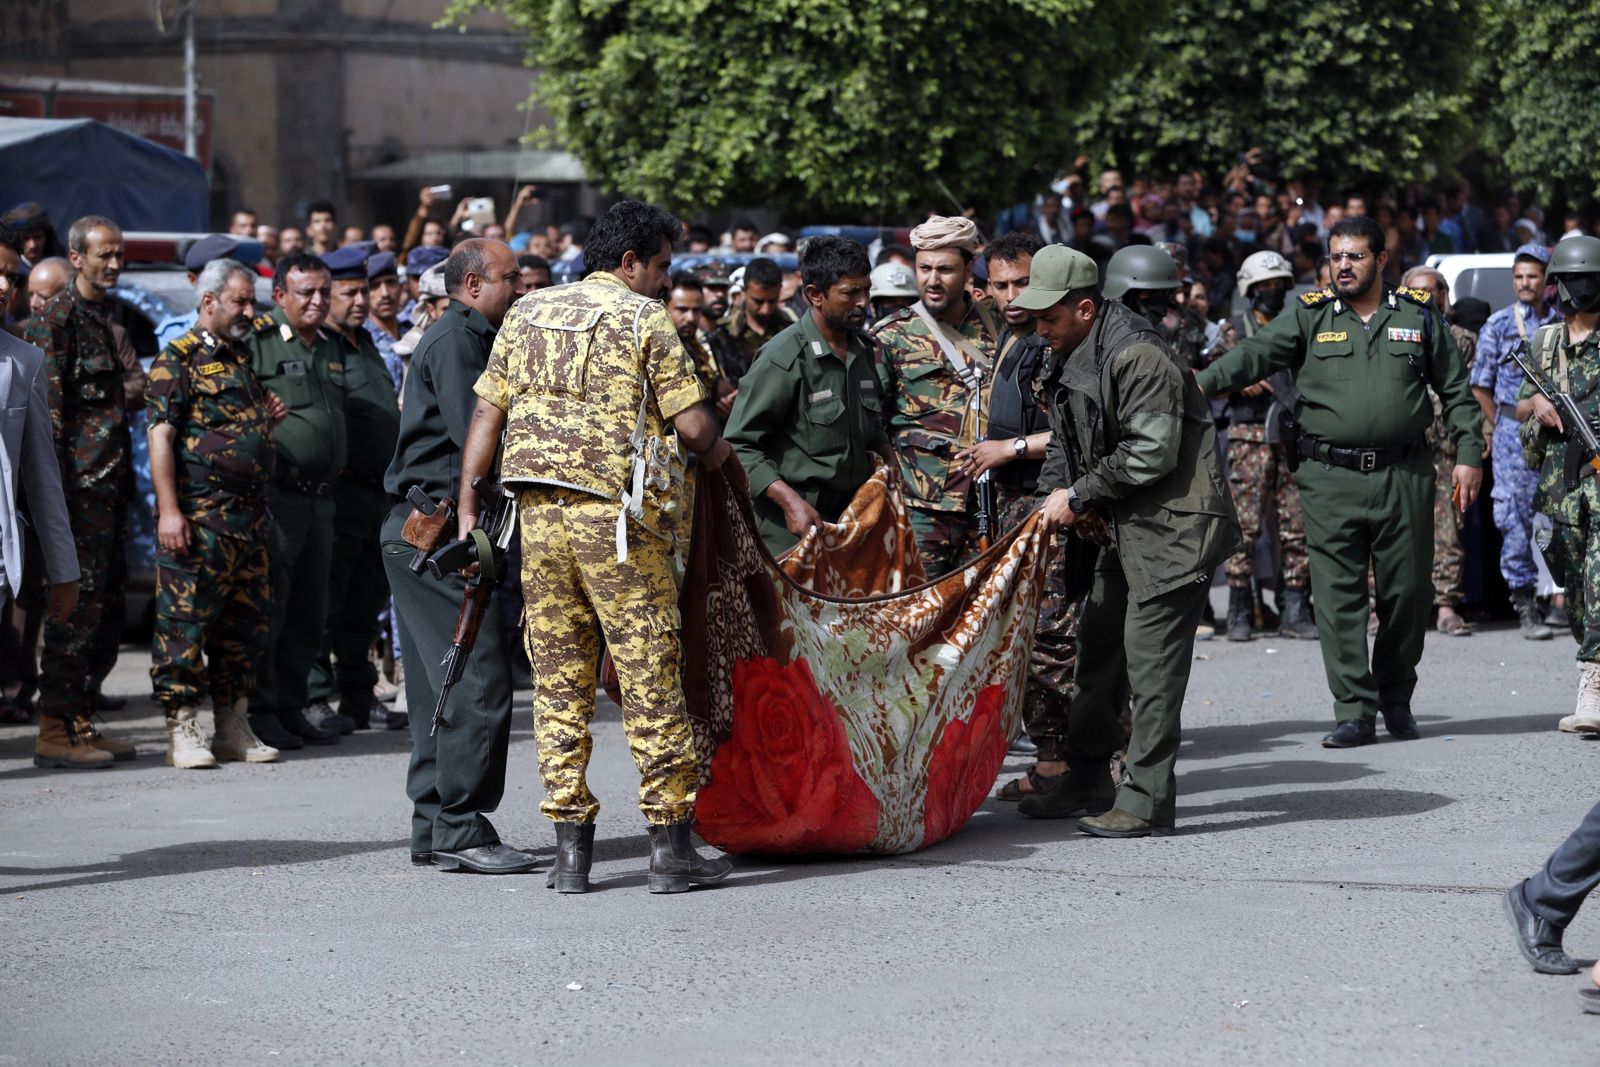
[166,707,219,769]
[34,715,114,770]
[212,698,279,763]
[1559,663,1600,735]
[76,716,138,762]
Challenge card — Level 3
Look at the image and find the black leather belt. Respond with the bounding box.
[1297,433,1418,473]
[273,464,336,496]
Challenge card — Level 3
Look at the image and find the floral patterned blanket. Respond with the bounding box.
[683,466,1050,855]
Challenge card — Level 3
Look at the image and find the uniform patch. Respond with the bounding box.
[1299,288,1335,307]
[1315,331,1348,343]
[1388,327,1423,344]
[279,322,294,342]
[860,380,875,390]
[328,362,343,373]
[282,360,307,376]
[197,361,225,376]
[810,340,826,356]
[808,389,835,403]
[1396,286,1433,306]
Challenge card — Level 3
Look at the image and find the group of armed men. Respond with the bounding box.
[7,195,1600,881]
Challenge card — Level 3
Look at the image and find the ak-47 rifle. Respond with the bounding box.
[422,478,517,735]
[975,465,996,553]
[1507,340,1600,490]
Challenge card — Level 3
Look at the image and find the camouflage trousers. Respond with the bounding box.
[996,484,1084,763]
[150,524,270,714]
[1224,427,1308,589]
[38,486,124,722]
[1429,429,1464,607]
[908,503,982,579]
[518,487,699,825]
[1541,479,1600,662]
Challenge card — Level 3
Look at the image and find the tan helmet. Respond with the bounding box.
[870,261,917,299]
[1236,250,1294,297]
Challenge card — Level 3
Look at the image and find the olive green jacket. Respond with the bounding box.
[1039,301,1240,603]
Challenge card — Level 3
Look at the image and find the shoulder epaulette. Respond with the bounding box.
[868,306,913,337]
[1298,288,1335,308]
[251,312,278,334]
[1394,286,1433,308]
[168,332,202,356]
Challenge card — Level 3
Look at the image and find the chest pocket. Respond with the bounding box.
[73,345,121,403]
[521,307,604,397]
[269,367,314,409]
[1385,341,1426,382]
[1309,336,1354,381]
[343,356,372,395]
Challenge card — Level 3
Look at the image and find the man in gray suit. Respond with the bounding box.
[0,222,80,721]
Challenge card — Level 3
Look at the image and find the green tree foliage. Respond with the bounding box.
[1488,0,1600,202]
[448,0,1153,217]
[1068,0,1477,192]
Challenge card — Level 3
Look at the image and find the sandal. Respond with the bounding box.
[996,767,1064,802]
[1436,612,1473,637]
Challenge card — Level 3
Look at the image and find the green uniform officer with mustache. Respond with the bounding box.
[725,236,899,557]
[1198,216,1484,749]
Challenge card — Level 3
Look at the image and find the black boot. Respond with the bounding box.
[249,712,303,751]
[646,823,732,894]
[1277,587,1319,639]
[1226,586,1254,642]
[1512,588,1553,641]
[279,707,338,745]
[547,822,595,893]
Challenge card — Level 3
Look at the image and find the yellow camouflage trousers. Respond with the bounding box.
[518,487,698,825]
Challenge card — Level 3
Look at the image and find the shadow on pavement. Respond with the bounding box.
[1179,718,1329,760]
[1413,712,1552,736]
[1179,786,1455,834]
[0,838,403,893]
[1178,758,1383,795]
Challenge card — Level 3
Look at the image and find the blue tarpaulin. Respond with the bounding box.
[0,117,207,237]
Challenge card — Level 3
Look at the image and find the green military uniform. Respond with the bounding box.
[244,306,348,735]
[1034,298,1239,828]
[723,312,889,556]
[381,300,514,855]
[871,297,1002,576]
[308,327,400,720]
[146,327,275,714]
[1198,285,1484,728]
[1520,321,1600,658]
[23,285,130,733]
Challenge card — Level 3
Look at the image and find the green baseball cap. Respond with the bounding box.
[1012,244,1100,311]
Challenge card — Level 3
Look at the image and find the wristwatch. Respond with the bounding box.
[1067,487,1088,514]
[1011,438,1027,459]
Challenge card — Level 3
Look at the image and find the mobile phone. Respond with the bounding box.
[427,184,453,199]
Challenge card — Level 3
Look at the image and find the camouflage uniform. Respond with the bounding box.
[1221,312,1308,592]
[145,328,275,713]
[475,272,707,824]
[872,298,1001,576]
[23,285,130,726]
[708,307,796,383]
[1520,325,1600,659]
[1429,324,1478,606]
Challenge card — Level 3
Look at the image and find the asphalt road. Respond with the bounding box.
[1,607,1595,1065]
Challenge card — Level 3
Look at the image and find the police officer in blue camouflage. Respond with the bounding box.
[1471,243,1562,639]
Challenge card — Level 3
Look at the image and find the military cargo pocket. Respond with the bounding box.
[522,307,604,397]
[1386,343,1425,381]
[269,373,314,409]
[1309,338,1354,381]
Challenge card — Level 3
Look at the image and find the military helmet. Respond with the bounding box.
[1547,235,1600,278]
[870,261,917,299]
[1101,245,1181,299]
[1236,250,1295,297]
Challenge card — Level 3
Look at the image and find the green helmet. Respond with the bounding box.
[1547,235,1600,278]
[1102,245,1182,299]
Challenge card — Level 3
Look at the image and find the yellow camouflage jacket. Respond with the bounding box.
[475,272,707,521]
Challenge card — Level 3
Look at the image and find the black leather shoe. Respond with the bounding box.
[341,692,375,731]
[546,822,596,893]
[1380,702,1421,740]
[279,708,338,745]
[411,851,434,866]
[647,824,732,893]
[1503,883,1581,974]
[1018,764,1115,820]
[434,842,540,874]
[1321,720,1376,748]
[248,713,303,751]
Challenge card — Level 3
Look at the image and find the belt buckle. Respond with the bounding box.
[1359,450,1377,473]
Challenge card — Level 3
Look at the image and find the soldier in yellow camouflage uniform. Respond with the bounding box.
[872,217,1002,577]
[461,200,735,895]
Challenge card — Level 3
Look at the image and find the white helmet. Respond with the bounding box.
[870,261,917,299]
[1236,250,1294,296]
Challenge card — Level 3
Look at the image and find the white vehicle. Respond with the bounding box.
[1425,252,1516,312]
